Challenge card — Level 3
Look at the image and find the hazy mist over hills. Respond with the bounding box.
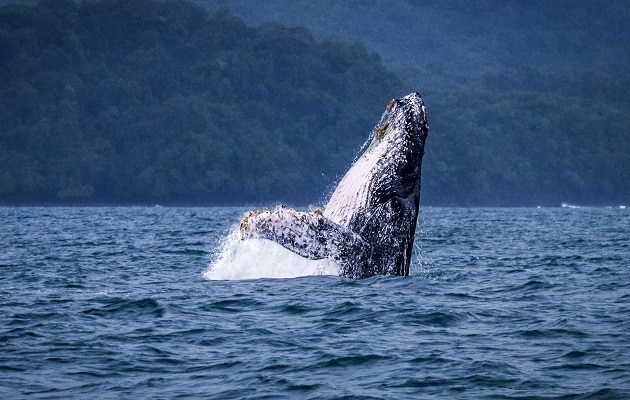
[1,0,628,206]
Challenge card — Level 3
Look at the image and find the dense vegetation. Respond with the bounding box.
[200,0,630,206]
[0,0,402,204]
[1,0,629,206]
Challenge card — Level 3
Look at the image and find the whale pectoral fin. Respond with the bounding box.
[240,207,369,277]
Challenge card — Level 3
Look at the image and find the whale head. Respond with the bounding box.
[366,92,428,204]
[324,92,428,276]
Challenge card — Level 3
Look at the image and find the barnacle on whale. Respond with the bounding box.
[374,120,390,137]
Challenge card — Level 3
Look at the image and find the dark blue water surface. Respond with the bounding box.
[1,206,628,399]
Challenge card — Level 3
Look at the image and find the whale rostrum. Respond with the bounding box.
[239,93,428,278]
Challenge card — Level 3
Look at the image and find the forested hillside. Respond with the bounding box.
[0,0,402,204]
[1,0,629,205]
[199,0,630,206]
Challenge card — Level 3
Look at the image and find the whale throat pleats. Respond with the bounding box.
[324,143,387,229]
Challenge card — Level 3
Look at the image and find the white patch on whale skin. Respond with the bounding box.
[323,140,387,227]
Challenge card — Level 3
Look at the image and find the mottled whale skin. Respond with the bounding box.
[240,93,428,278]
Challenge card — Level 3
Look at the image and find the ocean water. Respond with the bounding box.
[1,206,628,399]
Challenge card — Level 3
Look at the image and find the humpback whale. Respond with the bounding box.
[239,93,428,278]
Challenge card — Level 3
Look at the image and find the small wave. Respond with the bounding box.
[312,353,391,368]
[281,303,313,315]
[518,327,587,338]
[203,231,339,280]
[562,350,587,359]
[200,298,264,313]
[404,310,466,327]
[162,248,208,256]
[394,377,456,389]
[545,362,607,371]
[326,300,365,317]
[82,298,165,318]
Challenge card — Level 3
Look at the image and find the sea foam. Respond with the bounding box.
[203,231,340,280]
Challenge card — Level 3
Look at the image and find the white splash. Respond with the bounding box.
[203,231,340,280]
